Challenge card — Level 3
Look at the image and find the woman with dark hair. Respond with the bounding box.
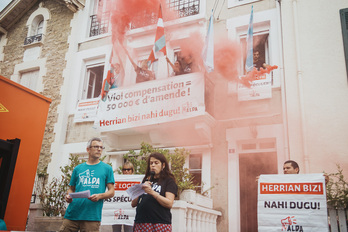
[131,152,178,232]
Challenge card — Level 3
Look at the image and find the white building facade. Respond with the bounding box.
[1,0,348,231]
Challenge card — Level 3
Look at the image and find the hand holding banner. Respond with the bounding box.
[258,174,329,232]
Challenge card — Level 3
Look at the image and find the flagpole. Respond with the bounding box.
[245,5,254,73]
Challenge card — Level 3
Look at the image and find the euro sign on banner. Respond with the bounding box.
[102,174,144,226]
[258,174,329,232]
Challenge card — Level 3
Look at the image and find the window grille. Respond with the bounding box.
[89,12,110,37]
[167,0,200,18]
[24,34,43,45]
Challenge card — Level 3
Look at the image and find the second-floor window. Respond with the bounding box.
[83,64,104,99]
[240,33,269,74]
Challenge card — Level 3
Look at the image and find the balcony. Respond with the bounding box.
[99,72,215,149]
[131,0,201,29]
[24,33,43,46]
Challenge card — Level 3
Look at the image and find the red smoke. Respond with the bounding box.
[109,0,177,43]
[214,38,241,81]
[107,0,243,83]
[240,65,278,88]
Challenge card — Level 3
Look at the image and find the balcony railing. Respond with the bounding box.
[131,0,200,29]
[89,12,110,37]
[172,200,222,232]
[24,34,43,45]
[167,0,200,18]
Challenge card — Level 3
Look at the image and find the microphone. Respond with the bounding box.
[149,171,155,183]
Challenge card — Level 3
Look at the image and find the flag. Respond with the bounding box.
[148,4,166,65]
[202,9,214,73]
[245,6,254,73]
[101,50,117,102]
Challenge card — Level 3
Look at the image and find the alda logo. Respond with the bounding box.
[281,216,304,231]
[114,209,129,220]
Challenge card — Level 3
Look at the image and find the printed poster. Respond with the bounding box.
[94,73,205,132]
[73,98,100,122]
[102,174,144,226]
[258,174,329,232]
[238,73,272,101]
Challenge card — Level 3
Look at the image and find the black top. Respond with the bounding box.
[134,177,178,224]
[253,60,265,70]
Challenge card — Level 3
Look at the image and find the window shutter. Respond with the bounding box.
[340,8,348,78]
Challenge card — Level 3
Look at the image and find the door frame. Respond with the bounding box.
[226,124,285,232]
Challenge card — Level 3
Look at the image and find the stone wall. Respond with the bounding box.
[0,0,74,173]
[37,0,74,172]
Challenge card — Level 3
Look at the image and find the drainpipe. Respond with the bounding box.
[275,0,290,161]
[291,0,310,173]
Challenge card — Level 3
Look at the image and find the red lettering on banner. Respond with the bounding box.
[260,183,323,195]
[114,181,140,191]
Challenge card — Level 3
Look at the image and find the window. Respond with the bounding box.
[227,9,281,87]
[89,0,110,37]
[189,154,202,192]
[83,64,104,99]
[340,8,348,78]
[20,70,39,91]
[24,15,44,45]
[240,33,269,74]
[36,20,44,35]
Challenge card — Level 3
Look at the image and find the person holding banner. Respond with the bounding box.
[112,161,135,232]
[59,137,115,232]
[131,152,178,232]
[283,160,300,174]
[122,45,155,83]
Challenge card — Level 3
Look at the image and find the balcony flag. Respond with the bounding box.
[101,50,117,102]
[147,4,166,65]
[245,5,254,73]
[202,9,214,73]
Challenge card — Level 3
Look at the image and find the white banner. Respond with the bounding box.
[102,174,144,225]
[238,73,272,101]
[94,74,205,132]
[73,98,100,122]
[258,174,329,232]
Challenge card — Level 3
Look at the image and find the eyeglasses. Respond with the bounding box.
[122,168,132,171]
[90,146,105,150]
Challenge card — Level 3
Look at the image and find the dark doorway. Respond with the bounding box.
[0,138,20,219]
[239,152,278,232]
